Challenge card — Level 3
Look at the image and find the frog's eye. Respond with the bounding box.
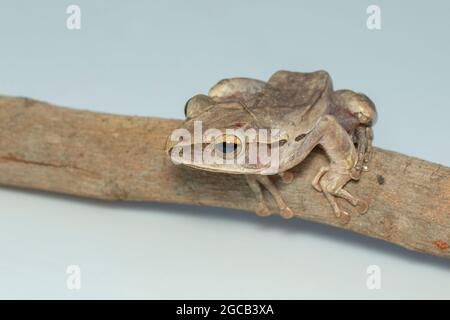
[214,135,242,158]
[184,94,215,119]
[218,142,238,153]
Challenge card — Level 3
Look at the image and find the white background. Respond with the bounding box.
[0,0,449,299]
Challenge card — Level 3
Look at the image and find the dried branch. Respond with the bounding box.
[0,95,449,258]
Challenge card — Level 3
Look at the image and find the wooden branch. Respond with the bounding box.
[1,95,449,258]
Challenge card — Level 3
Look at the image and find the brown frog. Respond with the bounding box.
[166,70,377,224]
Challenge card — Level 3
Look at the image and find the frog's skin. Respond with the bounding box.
[166,70,377,225]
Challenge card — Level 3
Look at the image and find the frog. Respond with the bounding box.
[166,70,377,225]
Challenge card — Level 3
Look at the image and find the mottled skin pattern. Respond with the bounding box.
[167,70,377,224]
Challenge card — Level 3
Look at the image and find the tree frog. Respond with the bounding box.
[166,70,377,225]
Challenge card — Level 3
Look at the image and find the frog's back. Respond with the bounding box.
[247,70,333,135]
[185,70,333,140]
[181,101,260,136]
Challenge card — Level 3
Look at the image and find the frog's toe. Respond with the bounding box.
[280,171,294,184]
[339,211,351,225]
[256,203,271,217]
[356,199,369,215]
[312,180,322,192]
[280,206,294,219]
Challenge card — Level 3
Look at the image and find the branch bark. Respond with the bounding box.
[0,95,449,258]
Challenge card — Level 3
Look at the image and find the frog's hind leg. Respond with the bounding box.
[312,166,329,192]
[255,175,294,219]
[246,175,271,217]
[299,115,368,224]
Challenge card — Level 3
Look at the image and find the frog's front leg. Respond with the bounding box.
[246,175,270,217]
[256,175,294,219]
[245,175,294,219]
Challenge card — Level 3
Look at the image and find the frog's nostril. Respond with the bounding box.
[270,139,287,148]
[168,147,184,157]
[295,134,306,142]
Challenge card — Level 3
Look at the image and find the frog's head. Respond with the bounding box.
[331,90,377,127]
[166,96,284,175]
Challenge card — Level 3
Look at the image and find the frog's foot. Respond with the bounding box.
[330,205,351,225]
[318,171,358,225]
[255,175,294,219]
[362,156,370,172]
[256,202,271,217]
[280,206,294,219]
[279,171,294,184]
[355,159,369,173]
